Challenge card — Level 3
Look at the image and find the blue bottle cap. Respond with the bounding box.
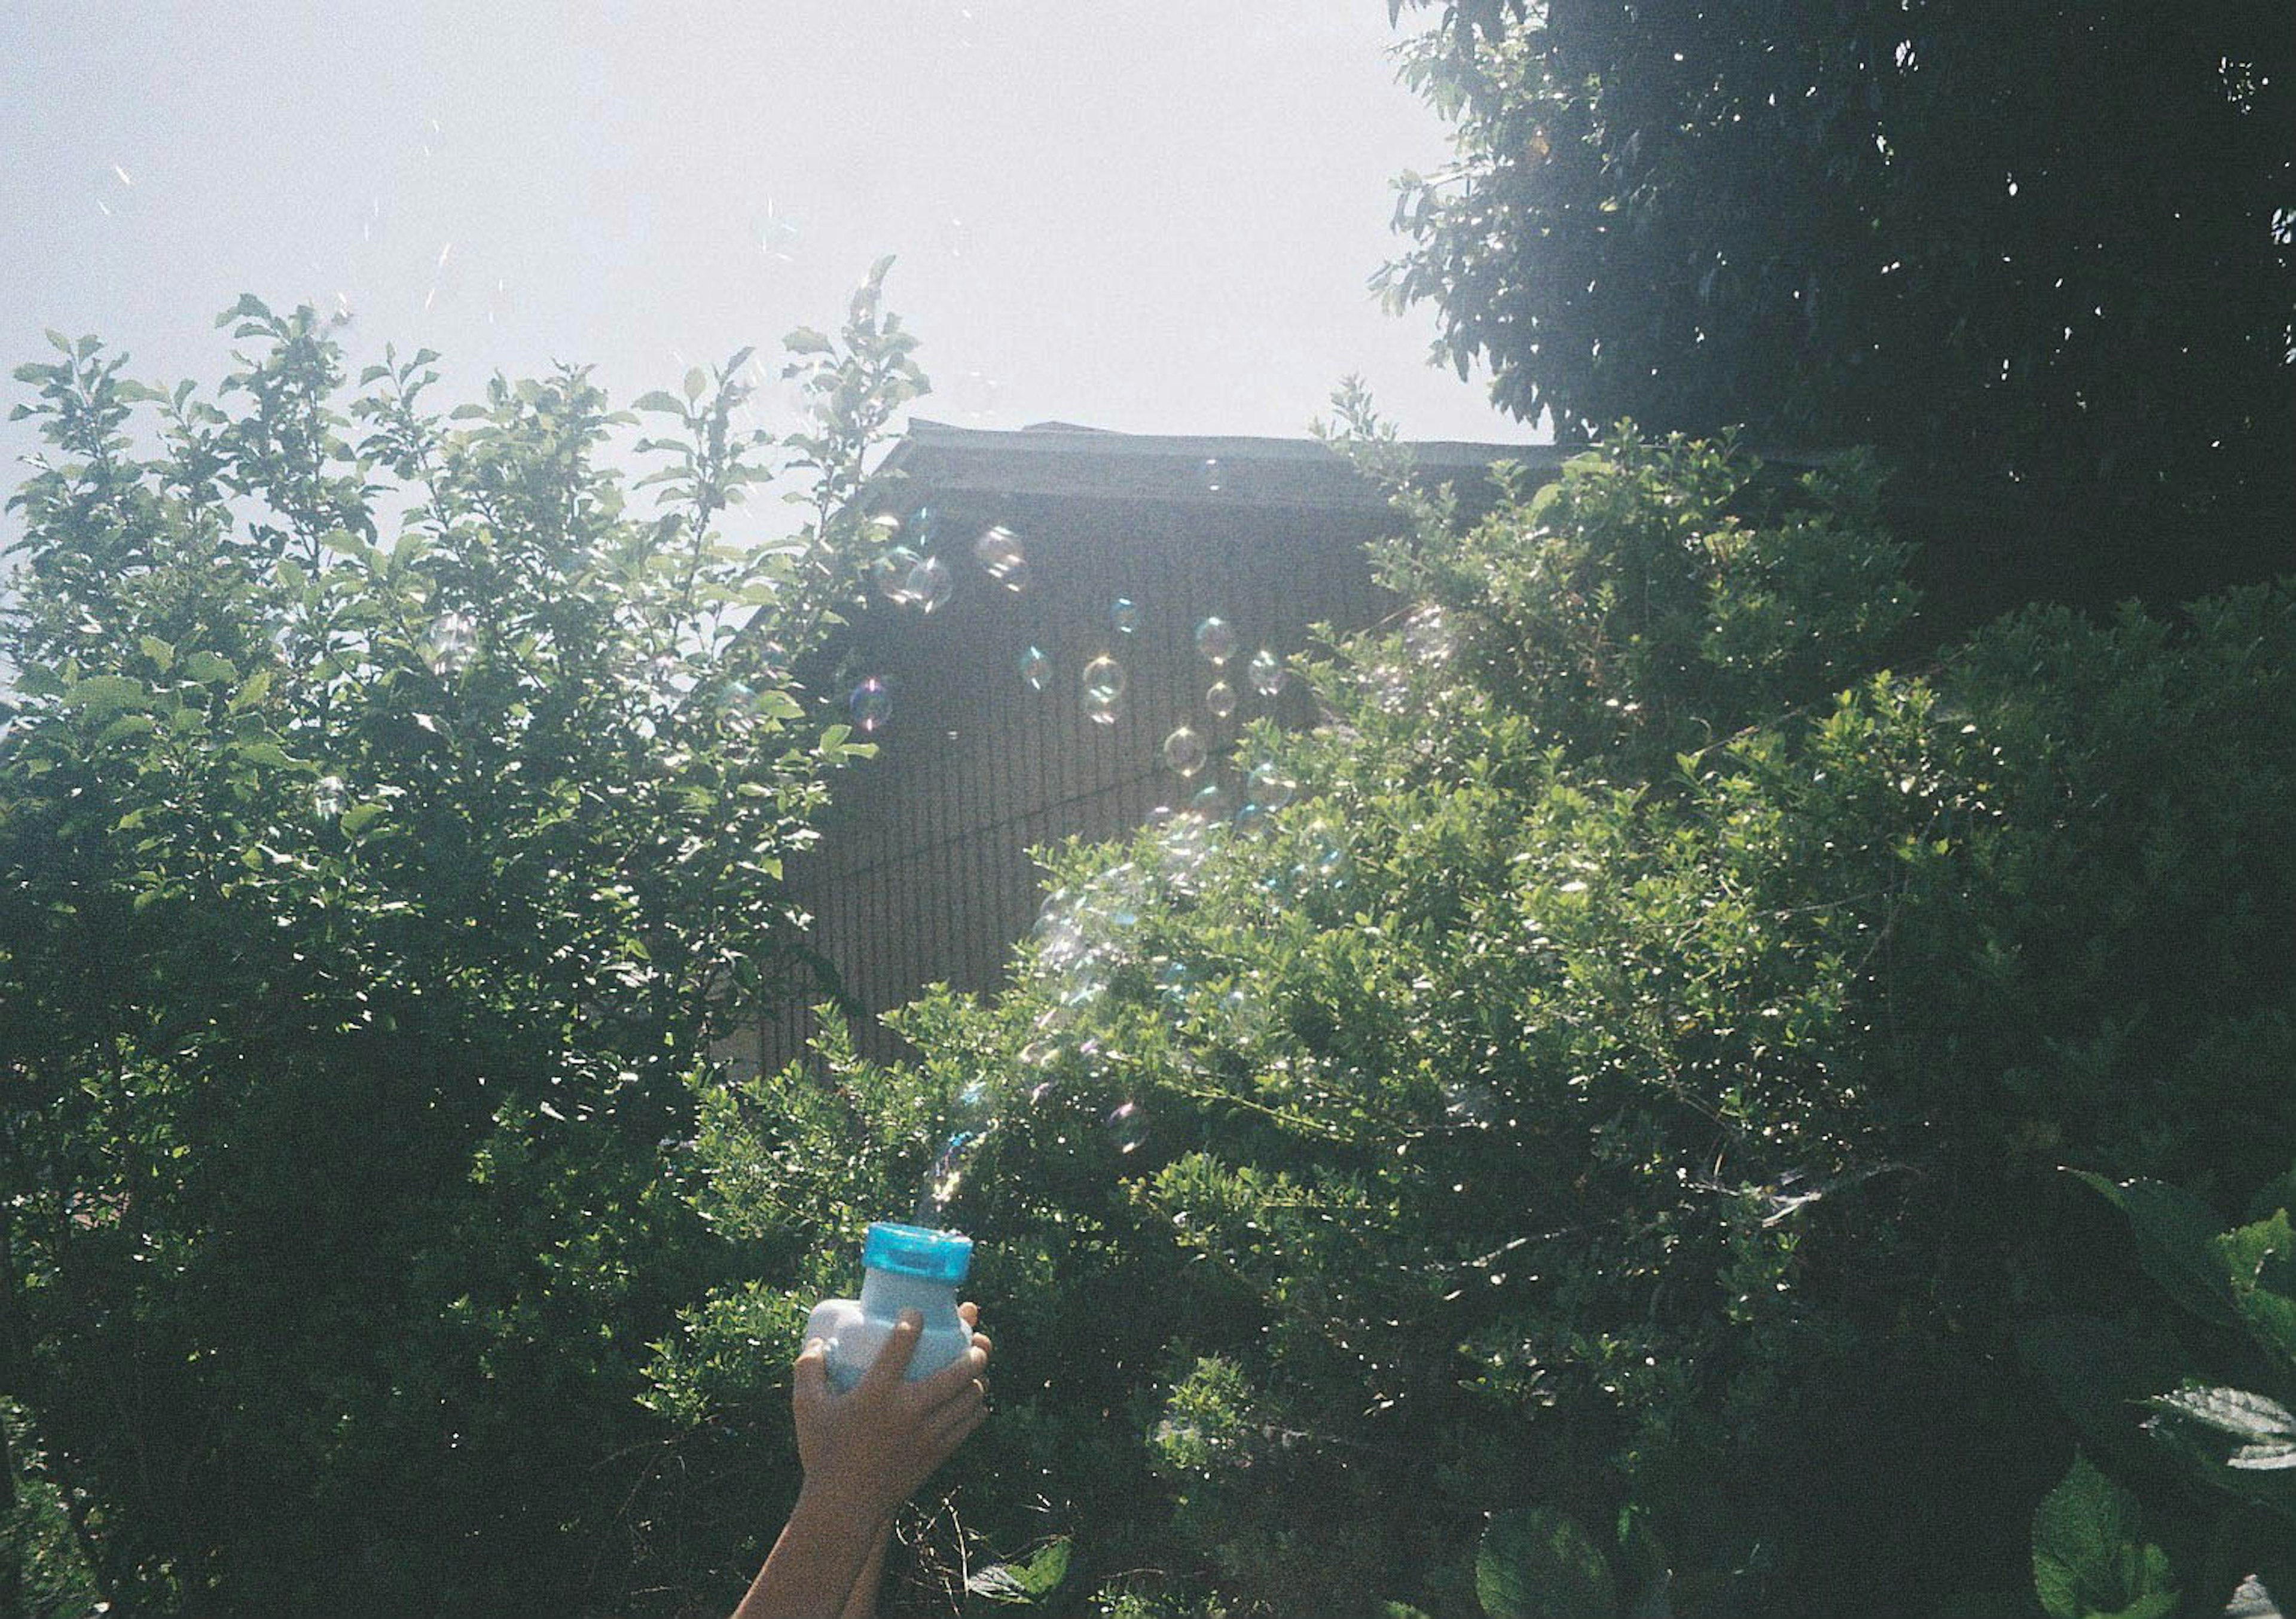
[863,1221,974,1284]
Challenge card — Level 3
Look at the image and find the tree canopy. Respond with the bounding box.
[1380,0,2294,596]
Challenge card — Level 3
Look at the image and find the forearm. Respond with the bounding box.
[729,1486,886,1619]
[837,1515,896,1619]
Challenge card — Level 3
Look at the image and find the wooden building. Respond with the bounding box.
[753,420,1544,1068]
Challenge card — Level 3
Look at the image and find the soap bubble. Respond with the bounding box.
[1233,802,1269,838]
[1110,597,1139,635]
[914,1124,991,1224]
[1193,616,1236,665]
[973,525,1029,589]
[847,677,891,732]
[1366,662,1410,712]
[1161,726,1207,777]
[1198,457,1227,494]
[1155,958,1191,1005]
[1403,603,1457,664]
[1190,781,1229,819]
[1204,680,1236,720]
[1019,645,1051,691]
[1247,648,1286,697]
[1156,812,1215,887]
[1084,689,1121,726]
[903,554,954,613]
[1246,762,1296,810]
[1105,1101,1149,1154]
[427,611,477,674]
[1082,654,1127,703]
[1220,987,1269,1043]
[869,545,923,604]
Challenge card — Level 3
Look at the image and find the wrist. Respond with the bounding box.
[795,1475,894,1531]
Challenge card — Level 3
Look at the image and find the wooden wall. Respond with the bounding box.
[755,486,1403,1069]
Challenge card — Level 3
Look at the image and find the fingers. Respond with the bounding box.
[922,1393,987,1459]
[914,1340,990,1406]
[958,1300,979,1329]
[857,1310,926,1395]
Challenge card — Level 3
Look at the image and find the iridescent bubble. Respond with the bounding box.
[1194,616,1236,665]
[951,368,1001,417]
[1403,603,1458,664]
[914,1123,991,1224]
[1233,802,1269,838]
[1198,457,1227,494]
[973,525,1029,590]
[1157,811,1214,885]
[1246,762,1296,810]
[1084,689,1121,727]
[903,554,954,613]
[1019,645,1051,692]
[1155,958,1191,1004]
[1019,1037,1061,1070]
[428,611,476,674]
[1220,987,1269,1043]
[1191,781,1229,819]
[1106,1101,1149,1154]
[1110,597,1139,635]
[1082,654,1126,702]
[717,678,757,716]
[869,545,923,605]
[1161,725,1207,777]
[1247,647,1286,697]
[1204,680,1236,720]
[848,677,891,732]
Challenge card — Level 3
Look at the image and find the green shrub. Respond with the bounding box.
[667,419,2294,1616]
[0,272,921,1614]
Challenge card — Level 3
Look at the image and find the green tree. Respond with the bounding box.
[1379,0,2293,602]
[0,267,922,1614]
[664,420,2295,1615]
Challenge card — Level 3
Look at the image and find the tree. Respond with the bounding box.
[662,417,2295,1614]
[1378,0,2294,603]
[0,268,921,1613]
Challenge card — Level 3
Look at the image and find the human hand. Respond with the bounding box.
[791,1302,991,1523]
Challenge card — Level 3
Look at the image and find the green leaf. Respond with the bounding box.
[138,634,175,671]
[2069,1170,2242,1331]
[631,390,684,414]
[682,367,707,402]
[2150,1386,2296,1446]
[181,650,239,684]
[1478,1508,1619,1619]
[338,802,388,836]
[2031,1455,2180,1619]
[2224,1575,2282,1618]
[63,674,148,719]
[963,1537,1071,1604]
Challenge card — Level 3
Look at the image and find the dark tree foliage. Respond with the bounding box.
[0,276,922,1615]
[1380,0,2294,602]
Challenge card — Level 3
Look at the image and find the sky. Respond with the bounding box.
[2,0,1546,516]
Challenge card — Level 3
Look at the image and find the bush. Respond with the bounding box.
[0,272,921,1614]
[665,420,2295,1616]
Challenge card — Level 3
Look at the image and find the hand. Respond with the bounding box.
[791,1302,991,1524]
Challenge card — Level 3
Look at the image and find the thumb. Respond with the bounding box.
[793,1338,830,1405]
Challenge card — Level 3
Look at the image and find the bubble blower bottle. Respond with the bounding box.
[805,1221,976,1392]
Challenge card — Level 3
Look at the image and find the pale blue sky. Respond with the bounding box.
[2,0,1544,499]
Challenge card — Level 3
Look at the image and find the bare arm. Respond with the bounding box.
[731,1303,990,1619]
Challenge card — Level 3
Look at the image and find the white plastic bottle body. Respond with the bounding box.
[806,1267,971,1393]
